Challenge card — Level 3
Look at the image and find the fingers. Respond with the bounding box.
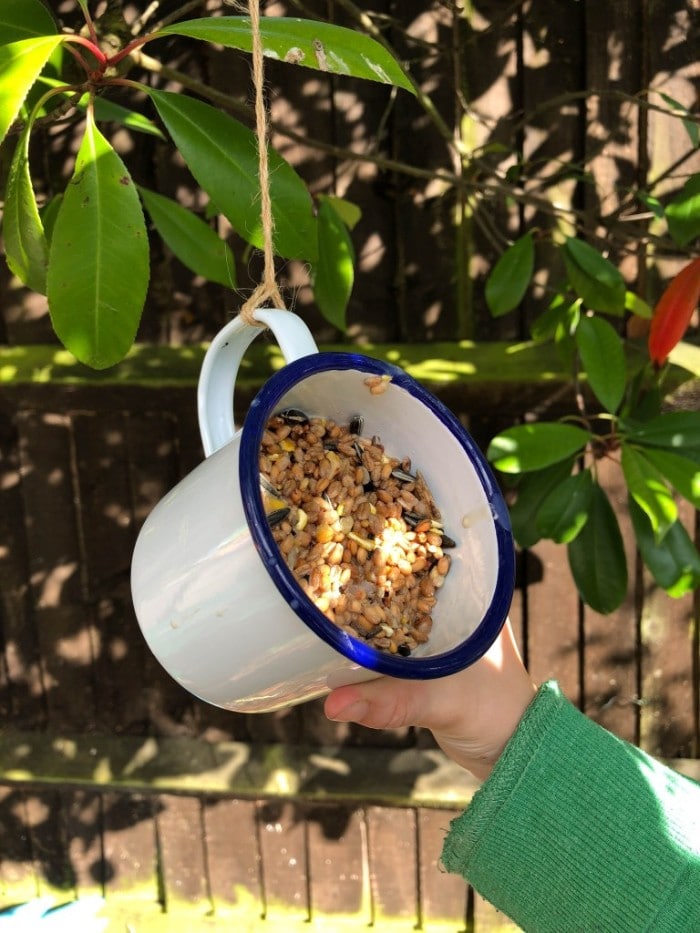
[324,677,429,731]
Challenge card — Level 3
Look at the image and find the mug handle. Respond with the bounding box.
[198,309,319,457]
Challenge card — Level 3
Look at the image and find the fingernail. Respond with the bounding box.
[327,699,369,723]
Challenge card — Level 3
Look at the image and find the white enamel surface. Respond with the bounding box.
[131,439,376,712]
[198,309,318,455]
[132,312,510,713]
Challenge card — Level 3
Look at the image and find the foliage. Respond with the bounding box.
[1,1,699,616]
[485,255,700,613]
[0,0,412,368]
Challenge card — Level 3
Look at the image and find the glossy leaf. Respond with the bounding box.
[139,187,235,288]
[508,459,576,549]
[0,36,64,145]
[658,92,700,148]
[629,498,700,597]
[567,483,628,614]
[621,445,677,542]
[157,17,414,92]
[487,422,590,474]
[485,232,534,317]
[0,0,57,44]
[562,237,626,315]
[624,290,652,319]
[665,175,700,247]
[40,193,63,243]
[47,113,149,369]
[575,315,626,412]
[312,196,355,331]
[3,122,48,293]
[149,90,317,262]
[536,468,593,543]
[322,195,362,231]
[623,411,700,452]
[641,447,700,510]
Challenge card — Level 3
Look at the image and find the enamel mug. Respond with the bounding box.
[130,309,515,712]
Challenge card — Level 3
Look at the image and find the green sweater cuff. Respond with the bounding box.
[441,681,700,932]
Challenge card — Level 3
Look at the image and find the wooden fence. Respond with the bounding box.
[1,0,699,929]
[0,348,698,930]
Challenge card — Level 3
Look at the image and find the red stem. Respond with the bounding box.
[107,33,155,68]
[64,34,108,67]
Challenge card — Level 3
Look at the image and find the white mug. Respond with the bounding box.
[131,309,515,712]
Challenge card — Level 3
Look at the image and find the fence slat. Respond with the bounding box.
[202,797,263,917]
[0,411,41,727]
[256,800,309,922]
[367,805,418,924]
[101,792,157,903]
[526,539,581,704]
[0,785,38,906]
[62,789,103,897]
[156,794,210,911]
[417,808,468,930]
[16,412,90,729]
[23,789,75,898]
[307,803,367,920]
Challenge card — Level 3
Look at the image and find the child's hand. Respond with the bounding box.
[324,619,536,780]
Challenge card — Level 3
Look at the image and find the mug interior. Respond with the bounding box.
[239,352,514,678]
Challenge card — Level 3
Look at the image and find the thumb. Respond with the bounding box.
[324,676,429,731]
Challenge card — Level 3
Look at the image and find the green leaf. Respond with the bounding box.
[567,483,628,613]
[322,195,362,231]
[46,112,149,369]
[40,192,63,243]
[0,0,57,44]
[575,315,626,412]
[34,77,167,138]
[0,35,64,146]
[637,190,665,219]
[485,232,534,317]
[658,92,700,148]
[629,498,700,597]
[157,16,414,93]
[562,237,626,315]
[624,290,652,319]
[139,186,235,288]
[3,123,48,292]
[508,459,576,549]
[623,411,700,452]
[665,175,700,248]
[621,445,677,542]
[536,469,594,543]
[641,447,700,510]
[312,196,355,331]
[148,90,317,262]
[529,293,576,344]
[93,95,165,138]
[487,422,590,474]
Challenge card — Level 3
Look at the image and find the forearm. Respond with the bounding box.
[442,682,700,932]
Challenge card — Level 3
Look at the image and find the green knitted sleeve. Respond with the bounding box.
[441,681,700,932]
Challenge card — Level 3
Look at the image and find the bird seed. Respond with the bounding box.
[259,411,454,656]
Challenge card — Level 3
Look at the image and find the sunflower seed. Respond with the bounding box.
[278,408,309,425]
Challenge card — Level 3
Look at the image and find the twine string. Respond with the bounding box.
[240,0,285,323]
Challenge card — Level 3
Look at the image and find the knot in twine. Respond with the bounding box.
[239,0,286,325]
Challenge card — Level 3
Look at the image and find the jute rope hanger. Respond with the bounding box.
[239,0,286,323]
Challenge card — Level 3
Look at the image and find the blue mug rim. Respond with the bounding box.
[239,351,514,678]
